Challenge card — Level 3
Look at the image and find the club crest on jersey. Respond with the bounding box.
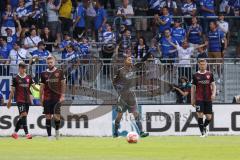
[206,75,210,79]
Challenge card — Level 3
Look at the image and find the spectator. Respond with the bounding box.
[59,32,73,59]
[78,37,91,57]
[24,28,42,54]
[207,21,227,60]
[1,4,17,36]
[207,21,227,82]
[101,24,115,74]
[16,0,30,28]
[0,36,12,76]
[172,76,191,104]
[200,0,215,16]
[217,13,229,36]
[132,0,148,38]
[86,0,97,40]
[73,1,86,39]
[9,41,30,76]
[102,24,115,59]
[148,0,161,15]
[0,1,6,26]
[5,19,22,47]
[30,41,50,83]
[94,1,107,41]
[160,0,178,15]
[117,0,134,30]
[134,37,149,61]
[168,39,207,79]
[0,36,12,60]
[154,7,172,36]
[40,27,55,52]
[171,19,186,46]
[187,17,203,57]
[59,0,73,33]
[200,0,215,33]
[197,43,208,59]
[117,29,132,58]
[28,0,44,29]
[181,0,197,16]
[25,0,34,12]
[159,28,177,63]
[63,44,80,100]
[220,0,230,14]
[8,0,19,10]
[228,0,240,16]
[103,0,115,9]
[217,13,229,45]
[46,0,62,41]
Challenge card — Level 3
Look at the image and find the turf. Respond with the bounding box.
[0,136,240,160]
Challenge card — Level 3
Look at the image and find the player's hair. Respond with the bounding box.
[47,55,57,61]
[198,59,207,63]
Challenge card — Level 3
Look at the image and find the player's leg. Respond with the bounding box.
[113,112,123,137]
[12,104,30,139]
[53,102,61,140]
[132,111,149,138]
[196,101,205,136]
[203,102,213,136]
[53,114,61,140]
[45,114,52,137]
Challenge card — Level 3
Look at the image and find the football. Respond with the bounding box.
[126,132,139,143]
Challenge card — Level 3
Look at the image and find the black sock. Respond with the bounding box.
[21,116,28,135]
[46,119,52,136]
[114,121,120,133]
[135,116,143,132]
[198,118,204,135]
[54,120,60,131]
[204,119,211,127]
[15,118,22,133]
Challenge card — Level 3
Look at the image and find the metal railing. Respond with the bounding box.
[1,58,239,104]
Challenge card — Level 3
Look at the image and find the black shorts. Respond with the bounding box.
[17,103,30,114]
[196,101,213,114]
[43,100,61,115]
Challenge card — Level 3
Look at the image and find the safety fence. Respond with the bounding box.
[1,58,240,104]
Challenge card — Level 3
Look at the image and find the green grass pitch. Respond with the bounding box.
[0,136,240,160]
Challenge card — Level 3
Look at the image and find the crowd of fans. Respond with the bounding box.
[0,0,240,80]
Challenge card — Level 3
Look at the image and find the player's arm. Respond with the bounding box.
[211,82,216,101]
[7,86,15,109]
[191,75,197,107]
[60,79,66,103]
[191,84,196,107]
[40,83,44,106]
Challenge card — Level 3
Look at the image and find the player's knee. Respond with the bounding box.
[54,114,61,121]
[206,114,212,120]
[20,112,28,117]
[45,114,52,119]
[197,112,204,118]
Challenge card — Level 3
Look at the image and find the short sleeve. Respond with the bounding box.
[40,73,45,84]
[191,74,197,85]
[12,77,17,87]
[210,73,215,83]
[30,76,35,85]
[60,70,66,81]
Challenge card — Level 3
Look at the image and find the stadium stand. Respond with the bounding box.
[0,0,240,104]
